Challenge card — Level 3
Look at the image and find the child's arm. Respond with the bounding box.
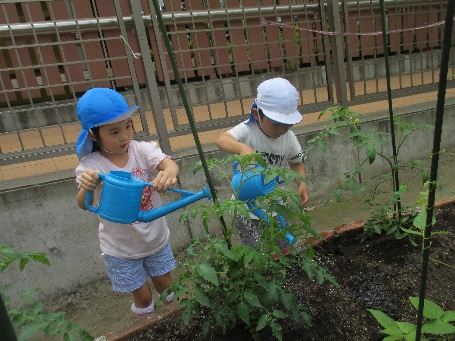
[216,132,256,156]
[289,162,309,206]
[76,169,100,210]
[153,157,179,192]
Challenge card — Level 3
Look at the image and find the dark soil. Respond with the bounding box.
[130,203,455,341]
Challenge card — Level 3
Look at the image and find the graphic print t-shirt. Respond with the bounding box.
[75,140,170,259]
[227,121,304,218]
[227,121,303,168]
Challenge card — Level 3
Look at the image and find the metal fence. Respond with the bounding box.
[1,0,454,166]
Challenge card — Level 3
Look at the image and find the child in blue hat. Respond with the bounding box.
[216,78,309,250]
[75,88,179,316]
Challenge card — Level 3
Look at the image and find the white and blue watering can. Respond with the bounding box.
[85,170,212,224]
[231,162,295,245]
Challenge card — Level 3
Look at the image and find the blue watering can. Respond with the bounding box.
[231,162,295,245]
[231,162,275,201]
[85,170,212,224]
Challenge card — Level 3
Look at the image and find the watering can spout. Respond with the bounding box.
[138,186,212,222]
[232,163,297,246]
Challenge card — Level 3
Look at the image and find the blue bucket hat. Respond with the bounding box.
[75,88,138,159]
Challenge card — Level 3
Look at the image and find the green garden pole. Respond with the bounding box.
[379,0,401,214]
[148,0,231,247]
[415,1,455,340]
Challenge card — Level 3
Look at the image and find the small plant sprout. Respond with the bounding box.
[305,106,434,241]
[368,296,455,340]
[1,246,92,341]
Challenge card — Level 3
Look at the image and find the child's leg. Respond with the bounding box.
[103,254,155,315]
[132,281,154,308]
[151,272,172,295]
[152,272,175,305]
[144,243,176,296]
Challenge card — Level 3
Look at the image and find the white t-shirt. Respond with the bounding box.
[75,140,170,259]
[227,121,304,167]
[227,121,304,218]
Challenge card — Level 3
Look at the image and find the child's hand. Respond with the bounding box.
[79,169,100,191]
[239,144,256,156]
[297,182,309,206]
[152,170,177,192]
[153,158,179,192]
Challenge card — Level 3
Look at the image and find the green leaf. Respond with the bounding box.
[413,210,427,229]
[421,169,430,184]
[30,253,50,266]
[193,287,211,307]
[441,310,455,322]
[237,301,250,325]
[280,292,297,311]
[31,301,44,314]
[396,321,416,334]
[272,309,288,319]
[380,326,403,337]
[366,144,377,164]
[193,161,203,174]
[403,329,417,341]
[256,314,271,331]
[270,320,283,341]
[410,297,444,319]
[316,269,326,284]
[181,301,194,324]
[196,263,218,286]
[382,336,402,341]
[243,291,262,308]
[400,228,424,236]
[421,320,455,335]
[264,282,278,304]
[19,258,30,271]
[213,241,235,260]
[202,320,212,335]
[18,321,42,341]
[413,210,436,229]
[367,309,399,331]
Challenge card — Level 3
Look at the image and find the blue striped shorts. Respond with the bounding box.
[103,243,176,292]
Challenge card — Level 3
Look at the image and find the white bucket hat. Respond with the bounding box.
[255,77,302,125]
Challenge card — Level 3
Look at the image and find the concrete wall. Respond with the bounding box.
[1,100,454,304]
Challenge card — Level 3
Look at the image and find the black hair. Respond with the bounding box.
[90,126,101,153]
[257,108,265,120]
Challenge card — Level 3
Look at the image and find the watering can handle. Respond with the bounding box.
[146,183,213,199]
[146,183,206,198]
[84,173,106,213]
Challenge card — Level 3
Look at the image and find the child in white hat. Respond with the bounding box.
[216,78,309,249]
[75,88,178,316]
